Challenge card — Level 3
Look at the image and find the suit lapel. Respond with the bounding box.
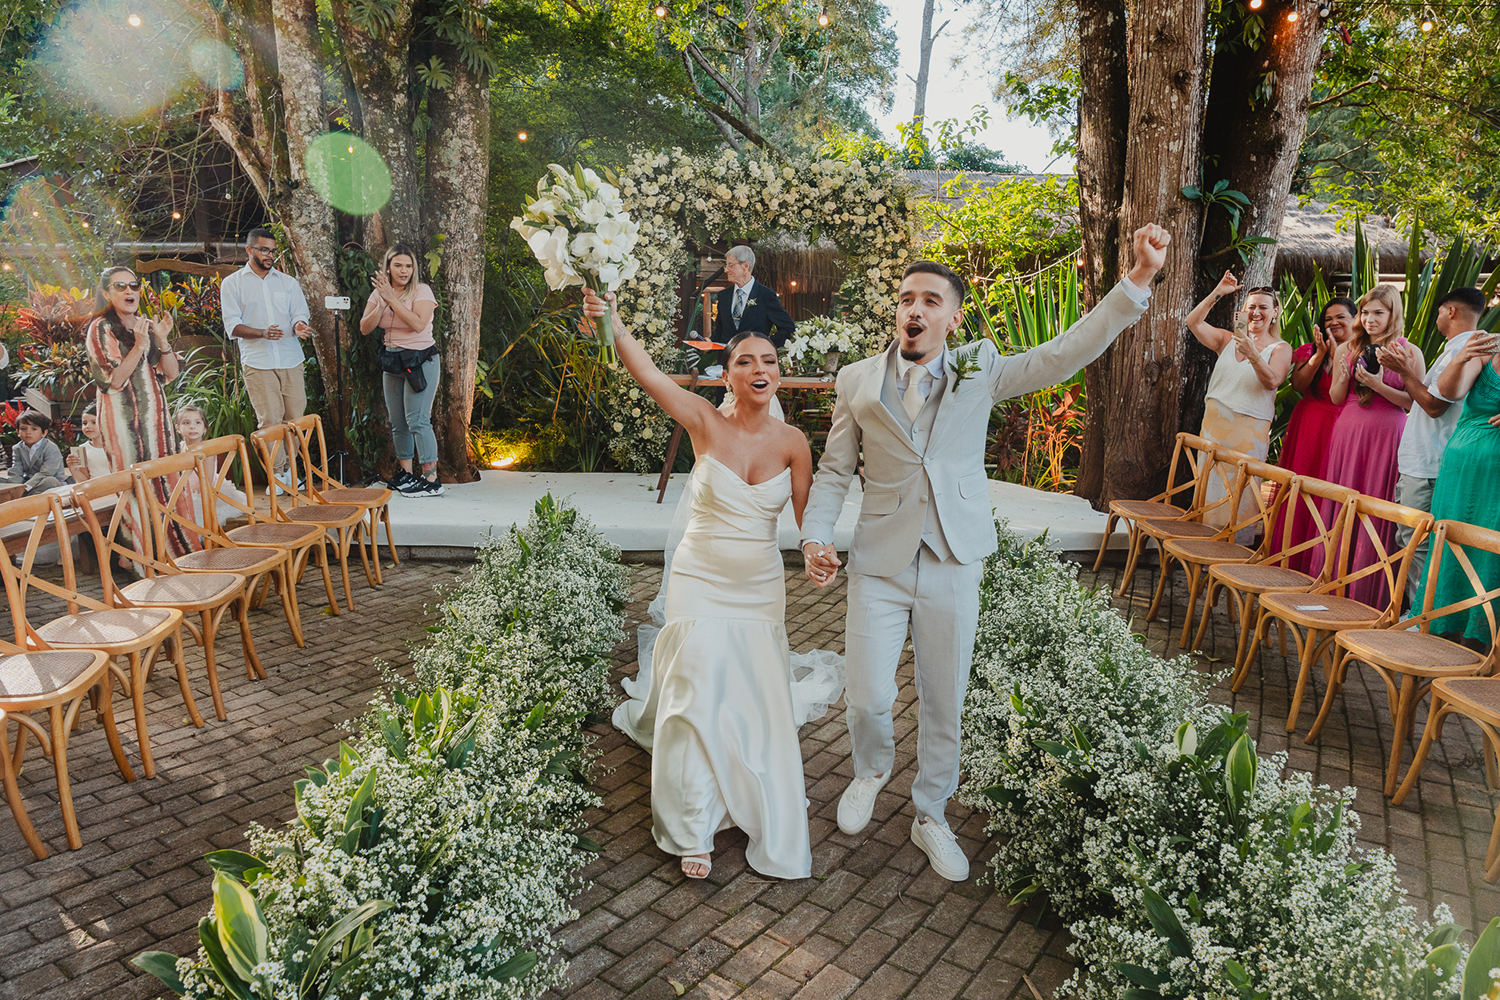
[863,345,921,455]
[930,349,962,435]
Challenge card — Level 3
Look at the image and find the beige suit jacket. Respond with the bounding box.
[801,280,1149,577]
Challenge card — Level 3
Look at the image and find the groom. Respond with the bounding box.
[800,224,1171,881]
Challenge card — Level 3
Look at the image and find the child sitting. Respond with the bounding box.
[6,411,69,495]
[65,403,113,483]
[176,403,249,525]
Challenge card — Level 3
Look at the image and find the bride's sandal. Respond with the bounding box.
[681,854,712,880]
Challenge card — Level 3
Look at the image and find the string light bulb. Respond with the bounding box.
[172,211,182,220]
[654,3,667,16]
[127,13,141,26]
[1248,0,1262,9]
[1287,8,1298,20]
[1420,15,1434,31]
[818,6,830,26]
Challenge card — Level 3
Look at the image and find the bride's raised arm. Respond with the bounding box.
[582,288,720,438]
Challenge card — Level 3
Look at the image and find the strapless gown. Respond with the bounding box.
[613,456,842,878]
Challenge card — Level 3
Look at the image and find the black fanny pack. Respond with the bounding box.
[379,344,440,391]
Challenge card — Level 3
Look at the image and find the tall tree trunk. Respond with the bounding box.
[269,0,343,441]
[1081,0,1209,508]
[425,58,490,482]
[328,1,421,251]
[1183,3,1327,442]
[912,0,948,126]
[1073,0,1129,504]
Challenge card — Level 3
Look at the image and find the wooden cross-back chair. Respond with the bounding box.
[1135,445,1251,619]
[1202,476,1359,688]
[285,414,397,576]
[1092,432,1224,595]
[1247,494,1433,736]
[1333,520,1500,803]
[72,470,263,723]
[0,492,189,780]
[1157,459,1298,651]
[251,424,373,614]
[133,452,306,648]
[190,434,337,621]
[0,640,122,857]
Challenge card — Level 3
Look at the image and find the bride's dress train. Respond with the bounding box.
[613,456,844,878]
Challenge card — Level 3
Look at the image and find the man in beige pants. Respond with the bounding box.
[220,228,313,487]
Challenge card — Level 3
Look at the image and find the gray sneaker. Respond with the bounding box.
[402,475,445,498]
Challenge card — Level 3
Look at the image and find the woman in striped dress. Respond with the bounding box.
[85,266,199,557]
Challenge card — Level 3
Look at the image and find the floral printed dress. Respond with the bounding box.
[86,316,200,557]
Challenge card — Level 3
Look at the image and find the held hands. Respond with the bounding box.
[802,542,840,589]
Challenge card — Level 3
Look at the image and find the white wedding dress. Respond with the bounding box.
[613,455,844,878]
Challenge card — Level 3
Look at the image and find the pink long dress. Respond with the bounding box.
[1310,343,1411,608]
[1272,344,1344,573]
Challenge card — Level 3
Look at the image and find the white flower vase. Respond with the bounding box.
[821,350,840,380]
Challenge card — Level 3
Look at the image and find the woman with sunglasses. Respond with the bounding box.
[85,266,200,556]
[1273,295,1357,572]
[1185,272,1293,529]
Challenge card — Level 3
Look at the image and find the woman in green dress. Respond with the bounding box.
[1420,328,1500,639]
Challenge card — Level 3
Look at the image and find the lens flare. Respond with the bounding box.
[188,38,244,90]
[38,0,210,117]
[305,133,393,216]
[0,177,124,289]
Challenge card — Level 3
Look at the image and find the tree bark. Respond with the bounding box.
[912,0,948,126]
[269,0,343,441]
[1183,3,1327,439]
[424,48,490,482]
[328,0,422,251]
[1072,0,1130,504]
[1079,0,1208,508]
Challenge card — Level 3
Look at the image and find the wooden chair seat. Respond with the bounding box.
[1337,629,1486,675]
[282,504,364,526]
[1433,678,1500,721]
[0,650,109,699]
[35,608,177,649]
[320,487,392,506]
[285,415,398,581]
[1163,538,1255,565]
[1258,591,1381,630]
[1110,499,1187,521]
[226,522,324,547]
[120,573,245,610]
[1211,563,1317,594]
[176,546,285,575]
[1139,518,1220,542]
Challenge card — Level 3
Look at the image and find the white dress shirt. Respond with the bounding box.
[220,264,312,370]
[1397,330,1476,480]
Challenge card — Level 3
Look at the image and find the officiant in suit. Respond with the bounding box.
[714,245,795,347]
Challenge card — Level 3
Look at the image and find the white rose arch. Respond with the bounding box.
[601,147,925,473]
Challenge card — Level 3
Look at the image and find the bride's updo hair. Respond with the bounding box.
[726,331,776,363]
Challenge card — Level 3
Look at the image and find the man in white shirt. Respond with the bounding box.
[220,228,314,479]
[1378,286,1486,608]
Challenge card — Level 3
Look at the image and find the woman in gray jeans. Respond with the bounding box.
[360,244,444,497]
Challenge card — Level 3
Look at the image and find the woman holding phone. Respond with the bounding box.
[1314,284,1415,605]
[1185,271,1293,528]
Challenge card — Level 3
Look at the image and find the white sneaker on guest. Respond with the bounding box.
[837,772,889,835]
[911,816,969,881]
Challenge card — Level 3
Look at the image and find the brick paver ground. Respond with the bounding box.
[2,548,1495,1000]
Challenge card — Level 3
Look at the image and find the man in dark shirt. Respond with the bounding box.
[713,245,795,347]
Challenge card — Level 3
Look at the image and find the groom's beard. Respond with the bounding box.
[900,347,927,361]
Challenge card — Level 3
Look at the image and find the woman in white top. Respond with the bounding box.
[1185,272,1293,527]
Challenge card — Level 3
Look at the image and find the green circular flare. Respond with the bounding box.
[305,133,392,216]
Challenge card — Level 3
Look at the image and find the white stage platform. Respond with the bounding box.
[376,472,1127,558]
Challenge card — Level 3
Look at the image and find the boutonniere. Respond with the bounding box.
[747,298,758,307]
[947,343,982,390]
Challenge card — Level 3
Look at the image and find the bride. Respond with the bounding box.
[584,288,840,880]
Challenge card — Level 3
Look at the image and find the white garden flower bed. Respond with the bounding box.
[961,524,1484,999]
[135,496,627,1000]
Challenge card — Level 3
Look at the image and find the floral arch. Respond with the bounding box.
[601,147,925,473]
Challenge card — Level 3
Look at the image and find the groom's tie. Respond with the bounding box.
[903,368,931,422]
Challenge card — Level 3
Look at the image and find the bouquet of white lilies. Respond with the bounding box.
[511,164,641,361]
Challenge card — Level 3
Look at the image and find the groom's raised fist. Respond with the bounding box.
[1125,224,1171,288]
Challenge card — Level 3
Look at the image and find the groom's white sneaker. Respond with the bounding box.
[836,772,889,835]
[911,817,970,881]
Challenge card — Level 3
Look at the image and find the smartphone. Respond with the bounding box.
[1361,345,1380,375]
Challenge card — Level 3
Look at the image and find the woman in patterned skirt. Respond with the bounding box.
[85,266,199,556]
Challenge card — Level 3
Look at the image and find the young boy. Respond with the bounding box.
[6,410,68,495]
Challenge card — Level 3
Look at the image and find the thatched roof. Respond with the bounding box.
[1273,198,1414,287]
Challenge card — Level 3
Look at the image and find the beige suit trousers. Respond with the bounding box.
[243,365,307,473]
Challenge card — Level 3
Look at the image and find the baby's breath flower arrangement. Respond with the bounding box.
[961,524,1488,999]
[600,147,921,472]
[134,495,627,1000]
[783,316,875,376]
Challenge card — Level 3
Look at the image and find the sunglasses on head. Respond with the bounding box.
[108,280,143,292]
[1245,286,1277,295]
